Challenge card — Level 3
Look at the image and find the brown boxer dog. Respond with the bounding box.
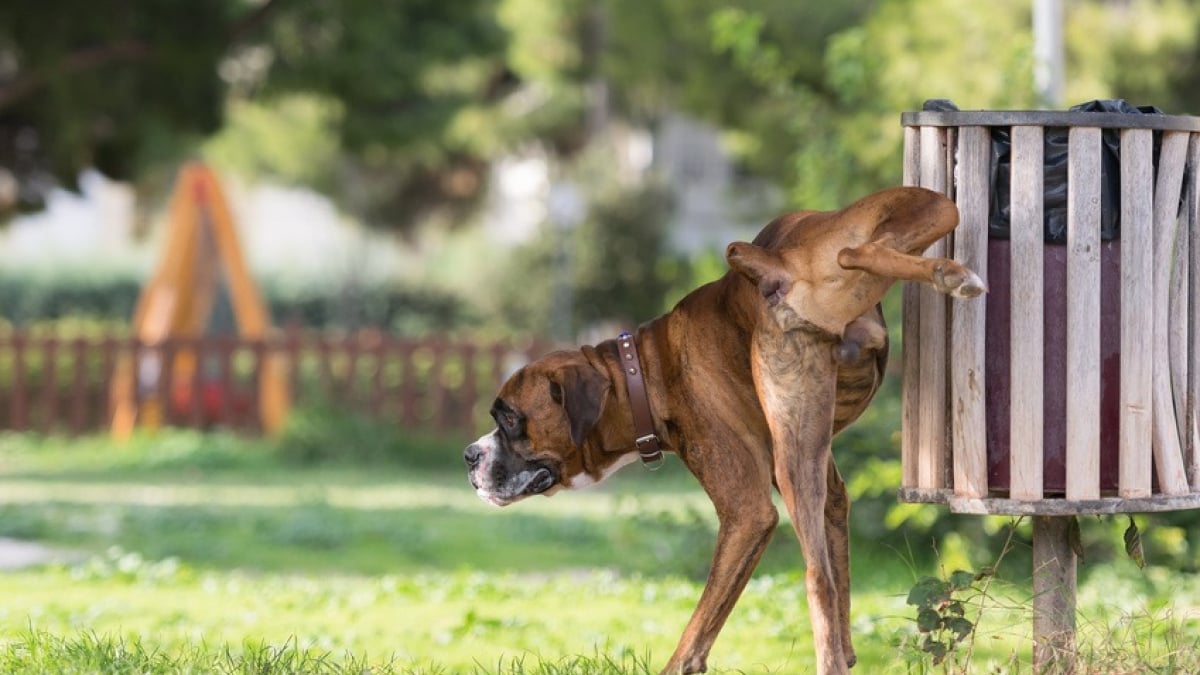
[464,186,984,674]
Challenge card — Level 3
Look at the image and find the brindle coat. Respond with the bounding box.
[465,186,984,674]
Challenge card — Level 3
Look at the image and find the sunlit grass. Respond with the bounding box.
[1,430,1199,673]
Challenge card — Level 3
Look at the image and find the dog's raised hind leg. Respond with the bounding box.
[837,242,986,298]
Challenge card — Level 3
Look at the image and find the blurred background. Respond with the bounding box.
[5,0,1200,343]
[2,0,1200,562]
[3,0,1200,487]
[2,1,1200,672]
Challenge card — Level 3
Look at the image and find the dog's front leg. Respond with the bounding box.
[663,436,778,675]
[753,335,848,675]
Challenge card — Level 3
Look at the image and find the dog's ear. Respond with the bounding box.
[725,242,793,306]
[549,365,609,447]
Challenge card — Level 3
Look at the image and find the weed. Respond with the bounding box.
[903,569,990,667]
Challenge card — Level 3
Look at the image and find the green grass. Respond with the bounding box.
[1,430,1199,673]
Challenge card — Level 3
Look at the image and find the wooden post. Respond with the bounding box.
[1033,515,1077,673]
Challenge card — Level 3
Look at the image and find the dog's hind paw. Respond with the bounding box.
[933,264,987,298]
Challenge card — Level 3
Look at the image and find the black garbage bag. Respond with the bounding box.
[984,99,1165,242]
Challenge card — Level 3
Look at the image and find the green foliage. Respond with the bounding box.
[202,95,343,194]
[0,271,471,334]
[265,281,472,335]
[491,179,685,336]
[1071,0,1199,110]
[0,0,532,231]
[570,182,679,328]
[4,0,1200,231]
[903,570,989,668]
[0,0,232,213]
[276,405,456,469]
[0,272,142,324]
[1124,515,1146,569]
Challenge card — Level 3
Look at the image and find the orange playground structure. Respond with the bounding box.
[110,163,289,437]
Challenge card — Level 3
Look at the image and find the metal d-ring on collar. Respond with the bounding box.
[617,331,664,470]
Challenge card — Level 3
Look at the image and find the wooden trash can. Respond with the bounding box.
[899,108,1200,513]
[897,107,1200,671]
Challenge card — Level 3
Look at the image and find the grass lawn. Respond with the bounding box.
[0,430,1198,673]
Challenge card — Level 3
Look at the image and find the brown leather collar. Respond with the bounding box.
[616,331,664,468]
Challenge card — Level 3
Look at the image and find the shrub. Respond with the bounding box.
[274,405,460,469]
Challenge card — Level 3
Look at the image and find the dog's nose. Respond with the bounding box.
[464,443,484,468]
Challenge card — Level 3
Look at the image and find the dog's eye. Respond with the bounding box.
[491,400,525,436]
[499,412,519,431]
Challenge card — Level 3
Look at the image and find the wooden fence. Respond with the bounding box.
[0,330,550,440]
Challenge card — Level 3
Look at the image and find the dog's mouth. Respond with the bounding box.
[475,465,559,507]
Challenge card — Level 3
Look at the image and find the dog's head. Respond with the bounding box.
[464,349,634,506]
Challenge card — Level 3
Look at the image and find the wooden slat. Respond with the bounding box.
[899,487,1200,514]
[950,126,989,498]
[11,332,28,431]
[243,340,261,431]
[903,126,920,186]
[1168,131,1192,460]
[918,125,949,490]
[1010,125,1046,500]
[1171,179,1191,448]
[1119,129,1155,498]
[1189,133,1200,490]
[69,337,89,433]
[189,338,205,427]
[901,125,921,489]
[1151,131,1192,495]
[945,128,959,201]
[1065,127,1102,501]
[461,344,478,432]
[40,337,60,433]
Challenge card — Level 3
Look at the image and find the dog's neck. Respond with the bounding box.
[615,330,663,466]
[583,329,672,460]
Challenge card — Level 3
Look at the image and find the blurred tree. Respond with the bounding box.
[693,0,1197,211]
[703,0,1037,210]
[604,0,874,213]
[3,0,1196,230]
[0,0,237,214]
[490,175,680,338]
[0,0,515,230]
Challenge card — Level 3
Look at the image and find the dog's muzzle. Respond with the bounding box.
[464,433,559,506]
